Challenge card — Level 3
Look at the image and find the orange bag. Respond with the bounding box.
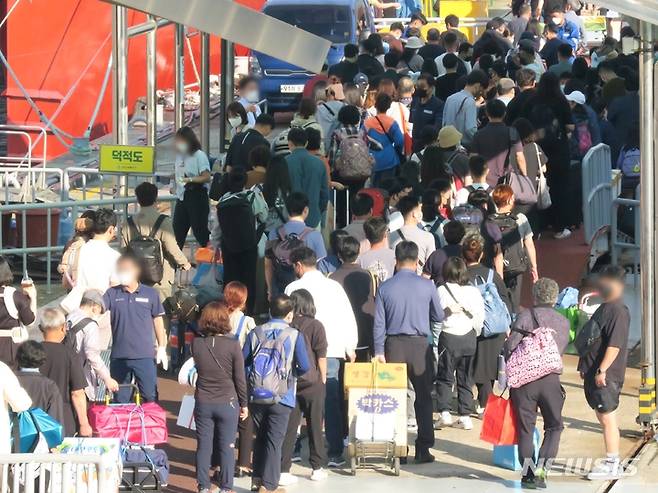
[479,393,518,446]
[195,247,219,264]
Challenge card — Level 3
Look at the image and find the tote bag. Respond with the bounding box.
[480,393,517,446]
[534,143,552,210]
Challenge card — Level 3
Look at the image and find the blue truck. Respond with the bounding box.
[250,0,376,112]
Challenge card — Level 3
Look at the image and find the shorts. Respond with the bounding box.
[584,378,622,414]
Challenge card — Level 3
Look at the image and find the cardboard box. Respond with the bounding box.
[344,362,407,390]
[347,387,407,448]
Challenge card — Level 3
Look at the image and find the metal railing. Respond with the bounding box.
[611,187,641,287]
[0,194,180,292]
[0,168,65,203]
[0,453,114,493]
[62,168,174,201]
[0,125,49,168]
[582,143,614,245]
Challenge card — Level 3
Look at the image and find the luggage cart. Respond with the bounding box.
[344,361,407,476]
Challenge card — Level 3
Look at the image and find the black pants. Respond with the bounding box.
[281,386,327,472]
[173,188,210,249]
[223,247,258,314]
[251,403,292,490]
[510,373,565,469]
[476,380,494,409]
[333,180,366,229]
[195,400,239,490]
[237,414,254,469]
[436,331,476,416]
[505,274,524,316]
[385,336,435,453]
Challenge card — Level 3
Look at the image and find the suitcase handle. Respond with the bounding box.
[105,383,141,406]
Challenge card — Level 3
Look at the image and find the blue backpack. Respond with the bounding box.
[473,270,511,338]
[247,323,298,405]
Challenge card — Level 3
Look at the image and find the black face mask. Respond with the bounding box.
[415,88,428,98]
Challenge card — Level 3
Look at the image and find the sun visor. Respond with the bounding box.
[102,0,331,73]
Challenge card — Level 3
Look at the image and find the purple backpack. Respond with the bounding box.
[506,310,563,388]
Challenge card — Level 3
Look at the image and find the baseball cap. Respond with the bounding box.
[81,289,107,313]
[565,90,586,105]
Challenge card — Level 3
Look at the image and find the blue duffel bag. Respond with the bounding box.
[12,408,64,453]
[121,446,170,489]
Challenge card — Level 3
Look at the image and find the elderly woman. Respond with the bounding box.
[192,301,248,493]
[503,278,570,489]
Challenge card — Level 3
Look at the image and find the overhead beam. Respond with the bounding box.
[101,0,331,73]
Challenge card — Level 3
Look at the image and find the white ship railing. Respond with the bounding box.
[0,453,114,493]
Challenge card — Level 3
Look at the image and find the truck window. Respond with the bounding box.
[264,5,352,44]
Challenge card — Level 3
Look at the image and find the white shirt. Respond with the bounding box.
[0,361,31,453]
[75,239,120,292]
[229,310,256,348]
[174,149,211,200]
[285,270,358,359]
[239,96,262,127]
[434,52,472,77]
[438,283,485,336]
[455,183,489,206]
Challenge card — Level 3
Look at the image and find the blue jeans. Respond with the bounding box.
[325,357,345,457]
[195,400,239,490]
[110,358,158,403]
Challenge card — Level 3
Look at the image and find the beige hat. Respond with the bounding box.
[438,125,463,148]
[405,36,425,50]
[326,83,345,101]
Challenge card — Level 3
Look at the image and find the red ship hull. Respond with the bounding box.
[1,0,262,159]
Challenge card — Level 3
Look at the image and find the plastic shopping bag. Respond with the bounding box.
[479,393,517,446]
[176,395,196,430]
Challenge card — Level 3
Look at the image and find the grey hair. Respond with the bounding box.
[39,307,66,332]
[532,278,560,306]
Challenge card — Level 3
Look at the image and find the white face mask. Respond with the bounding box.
[552,17,561,25]
[118,272,134,286]
[228,116,243,129]
[175,141,188,155]
[245,90,259,103]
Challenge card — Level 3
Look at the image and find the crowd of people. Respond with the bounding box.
[0,1,642,492]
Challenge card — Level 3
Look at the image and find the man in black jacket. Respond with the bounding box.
[224,114,275,171]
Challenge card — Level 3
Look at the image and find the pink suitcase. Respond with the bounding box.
[88,386,168,445]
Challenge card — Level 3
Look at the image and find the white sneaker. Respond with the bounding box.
[587,459,622,480]
[407,418,418,431]
[554,228,572,240]
[311,468,328,481]
[278,473,298,486]
[434,411,453,429]
[454,416,474,430]
[476,406,485,419]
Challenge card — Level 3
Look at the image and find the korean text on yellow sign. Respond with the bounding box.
[99,145,155,174]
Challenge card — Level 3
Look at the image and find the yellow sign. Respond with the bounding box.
[99,144,155,174]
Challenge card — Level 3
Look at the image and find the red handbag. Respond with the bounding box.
[88,387,168,445]
[479,392,518,446]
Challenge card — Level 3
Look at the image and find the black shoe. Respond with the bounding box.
[521,475,537,490]
[399,456,408,465]
[414,451,435,464]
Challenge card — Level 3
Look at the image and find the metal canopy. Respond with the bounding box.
[101,0,331,73]
[597,0,658,26]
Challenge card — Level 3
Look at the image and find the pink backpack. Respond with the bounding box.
[505,310,563,388]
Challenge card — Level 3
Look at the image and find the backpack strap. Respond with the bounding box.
[444,284,473,319]
[429,218,442,235]
[127,216,139,238]
[69,317,95,338]
[298,227,314,241]
[277,226,287,241]
[487,269,494,284]
[235,314,246,341]
[149,215,167,238]
[321,102,336,117]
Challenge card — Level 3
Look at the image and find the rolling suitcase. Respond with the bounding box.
[120,445,169,491]
[87,385,168,445]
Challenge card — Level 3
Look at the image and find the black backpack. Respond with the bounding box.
[489,213,528,279]
[217,191,265,253]
[63,317,95,353]
[126,215,166,285]
[574,317,602,357]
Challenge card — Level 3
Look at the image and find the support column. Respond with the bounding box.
[219,39,234,154]
[639,20,656,425]
[146,14,157,148]
[112,5,128,145]
[200,32,211,155]
[174,24,185,131]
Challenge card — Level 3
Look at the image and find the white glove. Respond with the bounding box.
[156,346,169,371]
